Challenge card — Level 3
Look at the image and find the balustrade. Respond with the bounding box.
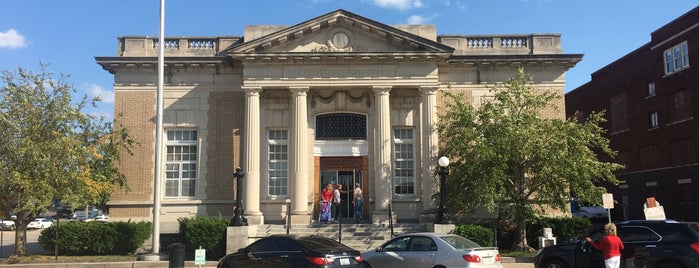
[500,36,527,48]
[153,39,180,49]
[188,39,216,50]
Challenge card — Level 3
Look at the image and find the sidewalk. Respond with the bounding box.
[0,260,218,268]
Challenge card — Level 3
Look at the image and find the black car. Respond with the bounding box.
[535,220,699,268]
[217,234,364,268]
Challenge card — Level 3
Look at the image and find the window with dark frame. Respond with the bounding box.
[315,113,367,140]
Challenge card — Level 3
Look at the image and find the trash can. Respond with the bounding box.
[168,243,186,268]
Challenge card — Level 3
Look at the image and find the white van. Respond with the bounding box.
[72,209,102,221]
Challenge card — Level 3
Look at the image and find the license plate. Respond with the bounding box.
[339,258,350,265]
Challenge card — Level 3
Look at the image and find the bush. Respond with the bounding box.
[38,220,152,255]
[453,224,495,247]
[526,217,591,249]
[178,216,228,260]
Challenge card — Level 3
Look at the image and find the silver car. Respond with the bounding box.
[362,232,502,268]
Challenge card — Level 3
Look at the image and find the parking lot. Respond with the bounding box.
[0,228,46,258]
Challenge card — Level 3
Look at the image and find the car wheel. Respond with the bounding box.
[363,262,372,268]
[543,259,569,268]
[657,260,685,268]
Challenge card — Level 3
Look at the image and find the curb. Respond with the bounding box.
[501,256,535,263]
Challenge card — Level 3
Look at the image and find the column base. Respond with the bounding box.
[290,213,311,225]
[243,213,264,225]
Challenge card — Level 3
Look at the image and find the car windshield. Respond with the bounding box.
[439,235,481,249]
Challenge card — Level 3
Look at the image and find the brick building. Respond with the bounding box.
[96,9,581,233]
[566,7,698,221]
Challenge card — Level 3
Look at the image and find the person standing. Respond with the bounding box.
[332,184,343,223]
[586,223,624,268]
[320,183,333,223]
[352,183,364,223]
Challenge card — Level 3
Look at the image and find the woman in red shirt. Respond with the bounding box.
[319,183,333,223]
[586,223,624,268]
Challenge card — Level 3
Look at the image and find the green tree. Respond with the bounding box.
[438,68,622,250]
[0,65,134,256]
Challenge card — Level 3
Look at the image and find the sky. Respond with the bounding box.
[1,0,697,119]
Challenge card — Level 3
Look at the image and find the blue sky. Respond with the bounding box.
[1,0,697,119]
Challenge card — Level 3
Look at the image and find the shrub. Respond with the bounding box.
[178,216,228,260]
[453,224,495,247]
[37,220,152,255]
[526,217,591,249]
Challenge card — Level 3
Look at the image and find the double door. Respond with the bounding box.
[320,169,361,220]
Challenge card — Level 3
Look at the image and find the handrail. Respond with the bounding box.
[388,204,395,238]
[286,201,291,235]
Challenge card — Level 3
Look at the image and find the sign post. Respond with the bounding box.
[602,193,614,223]
[195,246,206,267]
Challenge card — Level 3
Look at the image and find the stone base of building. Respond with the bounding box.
[426,223,455,235]
[290,214,311,225]
[371,211,398,225]
[226,225,258,254]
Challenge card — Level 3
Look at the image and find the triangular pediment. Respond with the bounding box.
[222,9,454,58]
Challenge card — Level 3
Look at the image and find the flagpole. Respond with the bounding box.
[152,0,165,255]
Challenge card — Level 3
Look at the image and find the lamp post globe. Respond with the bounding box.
[230,167,248,226]
[436,156,451,224]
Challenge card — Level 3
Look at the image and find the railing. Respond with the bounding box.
[440,34,562,55]
[117,36,240,57]
[388,204,395,238]
[466,36,528,49]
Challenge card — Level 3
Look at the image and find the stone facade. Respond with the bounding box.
[96,9,581,233]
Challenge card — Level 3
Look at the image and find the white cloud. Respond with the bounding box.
[407,15,429,24]
[0,29,28,49]
[85,83,114,104]
[372,0,423,10]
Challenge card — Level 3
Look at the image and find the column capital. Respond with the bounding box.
[372,85,392,94]
[288,86,310,95]
[241,86,263,95]
[419,85,440,94]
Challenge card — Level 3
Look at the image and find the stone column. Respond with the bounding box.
[420,85,439,223]
[289,87,311,224]
[242,86,264,224]
[372,86,393,224]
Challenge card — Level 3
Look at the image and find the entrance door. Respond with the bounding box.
[320,170,358,221]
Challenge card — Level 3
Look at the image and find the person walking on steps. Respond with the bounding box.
[353,183,364,223]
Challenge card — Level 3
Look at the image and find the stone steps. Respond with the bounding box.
[254,222,427,251]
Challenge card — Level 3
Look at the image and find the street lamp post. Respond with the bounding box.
[436,156,451,224]
[230,167,248,226]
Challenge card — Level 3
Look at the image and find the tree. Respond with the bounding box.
[438,68,623,250]
[0,64,134,256]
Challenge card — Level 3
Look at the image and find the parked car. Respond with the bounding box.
[72,209,102,221]
[362,232,502,268]
[217,234,363,268]
[0,219,15,231]
[84,215,109,222]
[572,205,607,219]
[27,218,53,229]
[534,220,699,268]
